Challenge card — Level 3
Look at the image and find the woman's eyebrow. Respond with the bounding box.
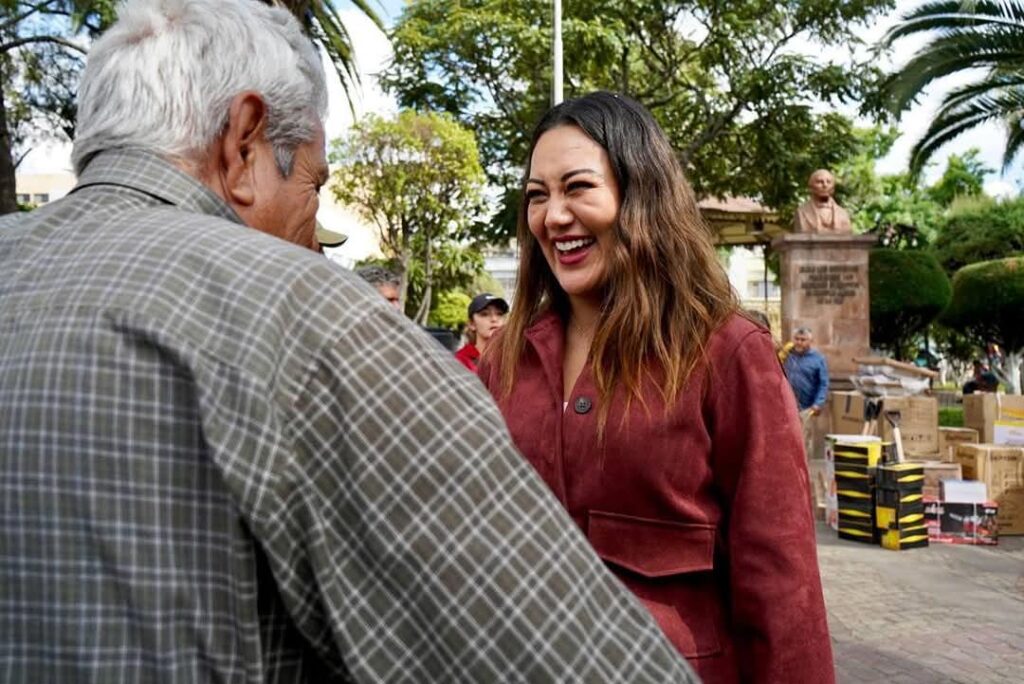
[527,168,602,185]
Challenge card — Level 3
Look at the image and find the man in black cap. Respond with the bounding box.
[455,293,509,372]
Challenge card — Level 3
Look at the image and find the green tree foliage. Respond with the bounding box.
[382,0,895,240]
[0,1,116,214]
[356,245,486,324]
[880,0,1024,174]
[869,248,952,359]
[270,1,383,109]
[331,110,487,323]
[928,149,992,207]
[942,256,1024,392]
[931,322,978,381]
[404,240,486,323]
[429,290,471,332]
[0,1,384,215]
[836,127,943,243]
[931,197,1024,274]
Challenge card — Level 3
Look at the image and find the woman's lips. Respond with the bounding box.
[553,237,595,265]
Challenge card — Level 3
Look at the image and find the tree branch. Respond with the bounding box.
[0,0,60,33]
[0,34,88,55]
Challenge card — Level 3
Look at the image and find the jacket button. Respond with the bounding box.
[574,396,593,414]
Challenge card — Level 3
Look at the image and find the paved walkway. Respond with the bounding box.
[817,523,1024,683]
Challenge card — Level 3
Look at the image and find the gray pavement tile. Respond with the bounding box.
[818,524,1024,684]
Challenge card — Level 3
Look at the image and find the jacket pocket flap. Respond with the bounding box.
[588,510,714,577]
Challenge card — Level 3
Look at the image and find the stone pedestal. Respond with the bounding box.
[772,232,877,383]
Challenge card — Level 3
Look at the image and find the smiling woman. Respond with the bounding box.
[525,125,620,322]
[478,92,835,684]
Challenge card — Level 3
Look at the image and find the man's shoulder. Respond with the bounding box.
[8,192,376,366]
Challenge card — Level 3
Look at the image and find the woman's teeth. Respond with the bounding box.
[555,238,595,252]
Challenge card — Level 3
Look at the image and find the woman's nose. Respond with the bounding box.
[544,195,573,229]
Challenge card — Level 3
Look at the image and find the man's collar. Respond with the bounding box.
[71,148,244,225]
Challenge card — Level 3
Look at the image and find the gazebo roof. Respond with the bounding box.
[698,196,787,246]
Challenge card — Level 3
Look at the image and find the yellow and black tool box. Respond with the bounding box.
[879,523,929,551]
[877,462,925,491]
[838,518,878,544]
[876,488,923,507]
[834,442,882,468]
[838,509,874,528]
[875,503,926,531]
[837,493,874,516]
[835,467,874,493]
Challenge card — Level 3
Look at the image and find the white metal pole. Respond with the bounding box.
[552,0,563,105]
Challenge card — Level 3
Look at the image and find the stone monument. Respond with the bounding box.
[773,169,876,383]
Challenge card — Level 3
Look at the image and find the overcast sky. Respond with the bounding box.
[21,0,1021,196]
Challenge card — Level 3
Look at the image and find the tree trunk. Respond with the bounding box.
[1005,351,1023,395]
[0,66,19,215]
[414,235,433,325]
[398,250,411,315]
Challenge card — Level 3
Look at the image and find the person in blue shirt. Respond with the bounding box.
[783,327,829,459]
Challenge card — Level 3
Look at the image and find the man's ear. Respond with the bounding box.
[218,91,269,207]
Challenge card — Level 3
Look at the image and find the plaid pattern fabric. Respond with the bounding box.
[0,150,695,683]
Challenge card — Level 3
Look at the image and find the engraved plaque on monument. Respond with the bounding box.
[773,170,877,381]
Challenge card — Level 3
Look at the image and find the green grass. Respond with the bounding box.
[939,406,964,427]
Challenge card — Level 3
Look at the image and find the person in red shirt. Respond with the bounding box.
[479,92,833,684]
[455,293,509,372]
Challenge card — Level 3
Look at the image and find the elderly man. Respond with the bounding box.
[0,1,694,682]
[784,327,830,459]
[355,264,403,310]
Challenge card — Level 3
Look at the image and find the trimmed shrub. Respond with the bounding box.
[942,256,1024,354]
[869,249,952,359]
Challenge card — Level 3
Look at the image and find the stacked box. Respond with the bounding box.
[834,441,882,544]
[824,435,881,531]
[962,394,1024,443]
[954,444,1024,535]
[875,462,928,550]
[906,459,963,498]
[937,427,979,463]
[829,392,939,456]
[923,495,941,537]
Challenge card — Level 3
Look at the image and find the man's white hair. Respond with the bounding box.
[72,0,328,176]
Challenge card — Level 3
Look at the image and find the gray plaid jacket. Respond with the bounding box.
[0,150,695,683]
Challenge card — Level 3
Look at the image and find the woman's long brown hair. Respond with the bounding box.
[492,91,738,428]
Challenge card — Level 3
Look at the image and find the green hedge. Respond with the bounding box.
[941,256,1024,353]
[939,406,964,428]
[869,249,952,358]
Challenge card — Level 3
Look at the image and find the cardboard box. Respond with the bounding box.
[879,395,939,456]
[940,501,999,545]
[830,392,867,436]
[907,460,963,499]
[924,494,999,545]
[954,444,1024,535]
[828,393,939,456]
[941,478,987,503]
[994,420,1024,446]
[937,427,979,463]
[962,393,1024,443]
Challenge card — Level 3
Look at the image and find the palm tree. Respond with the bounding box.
[269,1,384,109]
[881,0,1024,175]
